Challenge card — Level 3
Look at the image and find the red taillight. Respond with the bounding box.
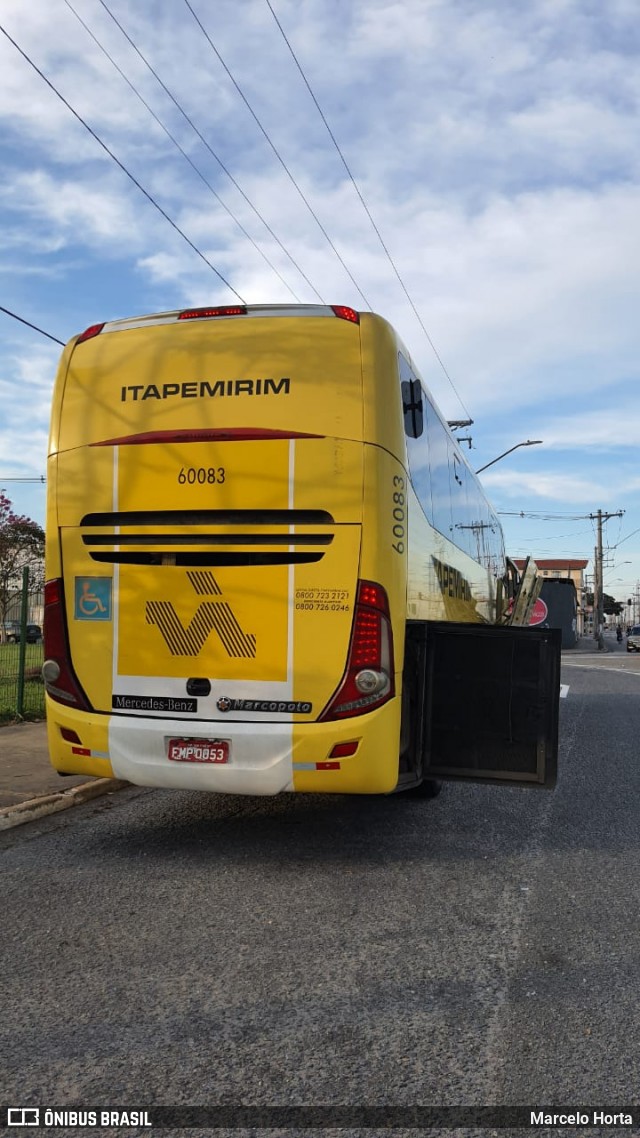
[329,741,359,758]
[60,727,82,744]
[178,306,247,320]
[76,323,105,343]
[43,578,91,710]
[320,580,394,721]
[44,577,62,608]
[331,305,360,324]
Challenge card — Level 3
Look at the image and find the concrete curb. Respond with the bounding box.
[0,778,129,831]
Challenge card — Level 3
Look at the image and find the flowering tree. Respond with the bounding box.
[0,491,45,628]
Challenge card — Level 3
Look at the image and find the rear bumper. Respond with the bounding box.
[45,696,401,796]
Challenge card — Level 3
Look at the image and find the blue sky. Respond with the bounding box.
[1,0,638,603]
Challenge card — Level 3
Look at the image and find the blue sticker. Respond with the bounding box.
[75,577,112,621]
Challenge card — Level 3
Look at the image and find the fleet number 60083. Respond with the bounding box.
[177,467,225,485]
[392,475,406,554]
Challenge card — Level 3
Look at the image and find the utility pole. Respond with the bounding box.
[593,544,599,647]
[590,509,625,650]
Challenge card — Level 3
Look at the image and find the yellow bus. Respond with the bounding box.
[43,304,559,797]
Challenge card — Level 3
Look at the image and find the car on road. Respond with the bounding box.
[627,625,640,652]
[2,622,42,644]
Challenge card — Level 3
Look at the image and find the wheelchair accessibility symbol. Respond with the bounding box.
[74,577,112,621]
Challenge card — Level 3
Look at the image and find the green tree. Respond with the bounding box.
[0,491,45,629]
[586,591,624,617]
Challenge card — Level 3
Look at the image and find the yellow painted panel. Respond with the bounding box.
[291,699,401,794]
[291,438,362,521]
[56,446,120,527]
[56,315,363,453]
[46,698,113,779]
[60,529,114,711]
[117,563,288,682]
[115,439,290,513]
[292,525,361,713]
[359,443,409,661]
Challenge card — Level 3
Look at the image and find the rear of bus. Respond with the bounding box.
[44,305,408,795]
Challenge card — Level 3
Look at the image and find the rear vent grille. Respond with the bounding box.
[80,510,335,568]
[87,552,325,567]
[82,510,334,527]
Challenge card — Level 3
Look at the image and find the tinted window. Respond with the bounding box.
[400,354,433,523]
[425,403,453,538]
[399,354,424,439]
[399,352,505,570]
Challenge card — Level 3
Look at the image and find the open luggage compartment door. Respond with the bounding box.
[505,555,543,626]
[409,621,561,788]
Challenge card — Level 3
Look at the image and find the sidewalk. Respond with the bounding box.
[0,720,91,809]
[0,719,127,831]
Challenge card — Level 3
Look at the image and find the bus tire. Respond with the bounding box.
[402,778,442,799]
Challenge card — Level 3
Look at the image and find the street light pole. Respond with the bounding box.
[475,440,543,475]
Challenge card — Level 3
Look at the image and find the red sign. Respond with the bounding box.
[529,598,548,626]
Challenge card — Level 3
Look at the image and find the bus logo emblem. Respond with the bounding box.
[146,571,256,658]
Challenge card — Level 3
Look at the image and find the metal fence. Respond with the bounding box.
[0,567,45,723]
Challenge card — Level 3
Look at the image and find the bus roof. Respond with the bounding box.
[75,304,362,342]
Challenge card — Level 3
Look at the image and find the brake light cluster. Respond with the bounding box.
[178,306,247,320]
[75,303,359,343]
[331,305,359,324]
[43,579,91,710]
[320,580,394,720]
[76,323,105,343]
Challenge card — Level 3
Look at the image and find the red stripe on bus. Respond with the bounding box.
[90,428,323,446]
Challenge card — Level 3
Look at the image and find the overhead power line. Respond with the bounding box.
[0,23,245,303]
[498,511,594,521]
[63,0,302,302]
[95,0,322,302]
[0,306,64,346]
[517,529,595,541]
[614,526,640,548]
[183,0,373,309]
[264,0,472,421]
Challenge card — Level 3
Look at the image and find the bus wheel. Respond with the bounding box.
[403,779,442,799]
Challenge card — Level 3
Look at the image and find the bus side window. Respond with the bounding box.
[425,402,453,538]
[399,353,424,439]
[401,380,423,439]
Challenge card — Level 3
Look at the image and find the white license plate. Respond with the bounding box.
[167,738,230,764]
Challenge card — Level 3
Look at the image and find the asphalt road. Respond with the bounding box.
[1,648,639,1137]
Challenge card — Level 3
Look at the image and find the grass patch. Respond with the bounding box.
[0,642,45,723]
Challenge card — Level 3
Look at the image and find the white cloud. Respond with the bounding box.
[0,0,638,554]
[480,467,609,504]
[538,404,640,449]
[1,169,143,246]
